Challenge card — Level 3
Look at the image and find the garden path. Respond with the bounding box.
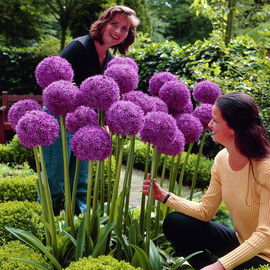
[119,165,193,207]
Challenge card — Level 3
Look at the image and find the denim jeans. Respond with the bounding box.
[163,212,269,270]
[42,107,89,216]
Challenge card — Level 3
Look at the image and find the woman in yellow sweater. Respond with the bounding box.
[142,92,270,270]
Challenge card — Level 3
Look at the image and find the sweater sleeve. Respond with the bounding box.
[165,163,222,222]
[219,173,270,270]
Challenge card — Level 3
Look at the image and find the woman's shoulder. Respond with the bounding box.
[214,148,228,162]
[254,156,270,174]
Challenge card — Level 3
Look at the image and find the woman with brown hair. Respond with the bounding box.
[143,92,270,269]
[43,5,140,216]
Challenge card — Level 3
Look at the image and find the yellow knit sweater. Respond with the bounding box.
[165,148,270,270]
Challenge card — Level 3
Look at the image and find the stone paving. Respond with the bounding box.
[119,165,193,207]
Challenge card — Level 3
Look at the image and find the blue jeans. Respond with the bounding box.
[42,108,89,216]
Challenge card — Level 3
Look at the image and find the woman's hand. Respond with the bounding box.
[201,261,225,270]
[142,173,168,202]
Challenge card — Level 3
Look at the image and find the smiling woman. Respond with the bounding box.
[41,5,140,217]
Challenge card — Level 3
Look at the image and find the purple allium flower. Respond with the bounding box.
[193,103,213,130]
[104,64,139,94]
[122,91,156,115]
[159,80,191,111]
[78,75,120,111]
[71,126,112,161]
[157,129,185,156]
[150,96,169,113]
[140,111,178,147]
[149,72,178,97]
[16,110,59,148]
[35,55,74,89]
[8,99,42,131]
[170,99,193,116]
[174,113,203,144]
[105,101,144,137]
[43,80,79,115]
[66,106,98,134]
[193,80,222,105]
[107,57,139,72]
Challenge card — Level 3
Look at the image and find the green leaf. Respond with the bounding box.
[149,240,161,270]
[75,214,86,260]
[113,227,130,260]
[130,244,153,270]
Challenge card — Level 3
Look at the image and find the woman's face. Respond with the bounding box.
[102,14,130,47]
[208,104,234,146]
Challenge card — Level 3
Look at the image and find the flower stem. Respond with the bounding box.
[71,158,80,217]
[190,130,206,200]
[92,161,102,213]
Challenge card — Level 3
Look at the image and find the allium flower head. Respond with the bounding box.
[66,106,98,134]
[107,57,139,72]
[159,80,190,111]
[78,75,120,111]
[150,97,169,113]
[157,129,185,156]
[140,111,178,147]
[16,110,59,148]
[104,64,139,94]
[105,101,144,137]
[122,91,156,115]
[8,99,41,131]
[170,99,193,117]
[174,113,203,144]
[193,103,213,130]
[35,55,74,89]
[71,126,112,161]
[149,72,178,97]
[193,80,222,105]
[43,80,79,115]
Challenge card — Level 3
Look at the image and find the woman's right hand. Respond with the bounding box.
[142,173,168,202]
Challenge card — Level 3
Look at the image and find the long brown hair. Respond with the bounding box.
[90,5,140,54]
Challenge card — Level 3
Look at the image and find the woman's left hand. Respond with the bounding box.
[201,261,225,270]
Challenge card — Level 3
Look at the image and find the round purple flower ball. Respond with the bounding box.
[66,106,98,134]
[43,80,79,115]
[107,57,139,72]
[8,99,42,131]
[105,100,145,137]
[104,64,139,94]
[174,113,203,144]
[157,129,185,156]
[149,72,178,97]
[193,103,213,130]
[16,110,60,148]
[193,80,222,105]
[35,55,74,89]
[140,111,178,148]
[122,91,156,115]
[170,99,193,117]
[71,126,112,161]
[78,75,120,111]
[159,80,191,111]
[150,96,169,113]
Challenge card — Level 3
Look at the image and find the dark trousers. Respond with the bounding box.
[163,212,269,270]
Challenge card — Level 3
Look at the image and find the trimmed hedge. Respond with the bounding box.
[0,201,44,245]
[0,240,52,269]
[65,255,141,269]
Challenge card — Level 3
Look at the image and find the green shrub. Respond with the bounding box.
[0,175,37,203]
[0,135,36,169]
[0,162,36,178]
[212,201,233,229]
[65,255,141,269]
[246,265,270,270]
[0,240,52,269]
[0,201,44,245]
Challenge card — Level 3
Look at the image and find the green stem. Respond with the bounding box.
[145,146,158,256]
[106,131,113,216]
[59,115,74,236]
[85,161,93,256]
[38,146,58,257]
[92,161,102,213]
[190,130,207,200]
[178,143,194,197]
[71,158,80,217]
[100,161,105,215]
